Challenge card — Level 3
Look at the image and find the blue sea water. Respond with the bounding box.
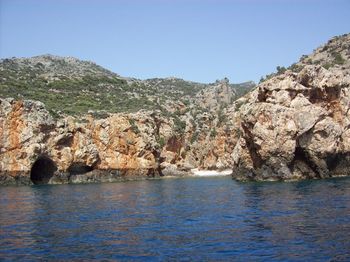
[1,176,350,261]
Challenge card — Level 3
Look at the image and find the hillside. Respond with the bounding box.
[260,33,350,83]
[0,55,255,117]
[1,33,349,185]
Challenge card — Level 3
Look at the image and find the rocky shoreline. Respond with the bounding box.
[1,34,349,185]
[0,97,238,186]
[0,169,159,186]
[0,167,234,186]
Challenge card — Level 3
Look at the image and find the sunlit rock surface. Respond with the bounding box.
[232,46,350,181]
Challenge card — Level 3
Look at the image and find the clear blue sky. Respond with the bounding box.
[0,0,349,83]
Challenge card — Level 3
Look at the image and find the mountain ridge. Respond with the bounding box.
[0,54,255,117]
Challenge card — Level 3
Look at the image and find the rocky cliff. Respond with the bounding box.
[0,98,163,185]
[0,54,254,185]
[1,33,349,185]
[232,33,350,181]
[0,92,240,185]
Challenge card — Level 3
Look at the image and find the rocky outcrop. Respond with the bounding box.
[232,64,350,181]
[0,98,165,185]
[0,54,253,186]
[0,95,238,185]
[1,34,349,185]
[195,78,235,110]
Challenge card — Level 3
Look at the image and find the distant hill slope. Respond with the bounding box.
[0,54,255,116]
[260,33,350,83]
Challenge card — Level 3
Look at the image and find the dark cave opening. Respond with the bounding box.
[67,163,93,175]
[30,156,57,185]
[293,146,321,178]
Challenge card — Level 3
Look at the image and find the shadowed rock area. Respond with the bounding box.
[30,156,57,184]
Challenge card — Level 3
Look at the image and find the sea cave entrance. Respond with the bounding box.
[67,163,93,175]
[30,156,57,185]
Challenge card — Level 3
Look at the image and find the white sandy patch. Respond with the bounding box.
[190,168,232,177]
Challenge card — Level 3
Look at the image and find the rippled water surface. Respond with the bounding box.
[1,176,350,261]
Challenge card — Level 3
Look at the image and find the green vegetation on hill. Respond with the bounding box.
[259,33,349,84]
[0,55,255,117]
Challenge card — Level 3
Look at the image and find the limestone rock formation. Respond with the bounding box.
[0,53,255,185]
[1,33,349,185]
[232,63,350,181]
[0,98,171,185]
[0,95,238,185]
[195,78,235,110]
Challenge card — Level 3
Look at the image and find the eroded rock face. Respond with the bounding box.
[0,98,55,184]
[2,34,349,184]
[0,99,163,185]
[0,96,238,185]
[232,65,350,181]
[3,64,349,184]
